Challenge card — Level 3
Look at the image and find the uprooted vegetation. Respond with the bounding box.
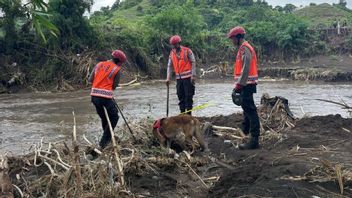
[2,0,352,93]
[1,95,352,198]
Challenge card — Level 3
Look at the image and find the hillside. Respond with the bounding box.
[112,0,151,23]
[2,0,352,93]
[295,3,352,28]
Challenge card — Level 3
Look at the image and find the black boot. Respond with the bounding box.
[239,136,259,150]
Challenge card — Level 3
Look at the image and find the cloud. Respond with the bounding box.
[91,0,116,12]
[91,0,352,12]
[265,0,352,8]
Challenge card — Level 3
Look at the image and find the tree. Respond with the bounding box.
[146,5,206,60]
[48,0,95,50]
[274,6,284,12]
[283,4,296,13]
[100,6,111,16]
[0,0,58,54]
[120,0,140,9]
[0,0,22,54]
[276,16,309,58]
[111,0,121,10]
[147,5,205,41]
[246,5,268,21]
[339,0,347,7]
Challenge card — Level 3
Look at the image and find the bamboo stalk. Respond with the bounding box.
[118,77,138,87]
[63,168,74,198]
[44,162,56,176]
[103,107,125,188]
[335,164,344,195]
[12,184,23,198]
[83,134,102,155]
[212,125,241,131]
[72,111,83,196]
[212,125,246,138]
[37,153,70,170]
[230,135,244,140]
[52,149,72,168]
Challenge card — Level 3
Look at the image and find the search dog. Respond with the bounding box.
[152,114,208,152]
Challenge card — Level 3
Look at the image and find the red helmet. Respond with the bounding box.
[111,50,127,63]
[170,35,182,45]
[227,26,246,38]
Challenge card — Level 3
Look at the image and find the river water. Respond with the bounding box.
[0,80,351,153]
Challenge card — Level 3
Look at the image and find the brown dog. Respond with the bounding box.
[152,114,208,152]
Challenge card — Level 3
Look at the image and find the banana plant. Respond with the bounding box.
[0,0,59,43]
[25,0,60,42]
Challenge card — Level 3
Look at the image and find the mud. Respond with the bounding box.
[3,109,352,197]
[206,114,352,198]
[124,114,352,198]
[4,113,352,198]
[127,114,352,198]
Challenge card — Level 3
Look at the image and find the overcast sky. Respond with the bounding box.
[91,0,352,12]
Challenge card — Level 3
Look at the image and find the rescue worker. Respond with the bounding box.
[228,26,261,150]
[88,50,126,149]
[166,35,196,115]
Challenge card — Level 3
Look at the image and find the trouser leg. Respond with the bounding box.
[241,111,250,135]
[183,78,195,115]
[92,96,119,148]
[176,79,186,113]
[241,89,260,137]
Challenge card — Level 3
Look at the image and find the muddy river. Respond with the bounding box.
[0,80,351,153]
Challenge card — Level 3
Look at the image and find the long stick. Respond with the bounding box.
[316,99,351,109]
[166,84,169,117]
[112,98,136,141]
[72,111,83,196]
[103,107,125,188]
[212,125,246,138]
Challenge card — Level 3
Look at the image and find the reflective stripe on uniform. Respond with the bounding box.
[108,66,119,79]
[235,75,258,84]
[176,70,192,79]
[91,88,114,99]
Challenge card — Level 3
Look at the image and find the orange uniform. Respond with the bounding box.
[90,61,121,99]
[234,41,258,85]
[169,46,193,79]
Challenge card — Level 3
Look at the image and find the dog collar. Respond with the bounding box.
[153,119,161,129]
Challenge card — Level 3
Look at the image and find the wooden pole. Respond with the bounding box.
[103,107,125,188]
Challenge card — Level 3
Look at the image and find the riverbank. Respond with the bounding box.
[260,54,352,82]
[1,54,352,94]
[260,67,352,81]
[2,111,352,197]
[199,54,352,82]
[1,81,351,154]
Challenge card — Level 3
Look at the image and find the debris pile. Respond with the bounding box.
[2,96,352,197]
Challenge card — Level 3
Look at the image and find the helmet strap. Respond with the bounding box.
[112,58,120,64]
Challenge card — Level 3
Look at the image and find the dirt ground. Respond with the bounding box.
[124,113,352,198]
[4,112,352,198]
[204,114,352,198]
